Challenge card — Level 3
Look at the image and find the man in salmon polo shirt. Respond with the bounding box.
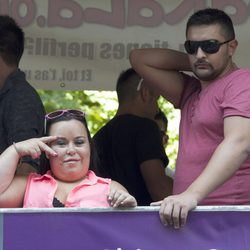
[130,8,250,229]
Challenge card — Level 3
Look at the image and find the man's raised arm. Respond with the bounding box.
[129,48,191,107]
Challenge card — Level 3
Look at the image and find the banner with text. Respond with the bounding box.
[1,0,250,90]
[1,207,250,250]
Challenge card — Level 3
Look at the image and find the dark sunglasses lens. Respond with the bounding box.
[184,40,220,54]
[184,41,196,54]
[47,110,64,119]
[201,40,220,53]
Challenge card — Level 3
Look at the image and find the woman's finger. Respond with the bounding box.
[38,141,57,156]
[40,136,57,144]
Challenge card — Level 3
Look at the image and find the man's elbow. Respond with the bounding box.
[149,177,173,201]
[129,49,139,68]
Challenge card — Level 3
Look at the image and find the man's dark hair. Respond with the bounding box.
[0,15,24,66]
[155,110,168,129]
[116,68,141,104]
[186,8,235,40]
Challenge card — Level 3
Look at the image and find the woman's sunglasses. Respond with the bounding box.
[45,109,85,120]
[44,109,85,133]
[184,38,233,55]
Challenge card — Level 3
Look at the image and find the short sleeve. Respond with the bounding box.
[221,70,250,118]
[135,119,169,167]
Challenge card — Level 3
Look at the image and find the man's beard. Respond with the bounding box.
[192,60,221,81]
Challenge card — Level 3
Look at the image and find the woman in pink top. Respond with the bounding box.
[0,109,137,208]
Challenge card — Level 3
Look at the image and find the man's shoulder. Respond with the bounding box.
[2,72,45,115]
[216,68,250,87]
[10,79,36,94]
[115,114,156,125]
[6,69,34,90]
[97,114,157,132]
[7,80,42,105]
[230,68,250,79]
[93,114,158,142]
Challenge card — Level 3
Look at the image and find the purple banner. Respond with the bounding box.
[2,207,250,250]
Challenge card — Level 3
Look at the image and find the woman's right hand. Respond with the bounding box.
[108,188,137,208]
[13,136,58,159]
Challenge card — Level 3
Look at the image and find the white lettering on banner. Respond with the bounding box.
[24,68,92,82]
[25,37,95,59]
[0,0,249,28]
[25,37,170,59]
[99,40,169,59]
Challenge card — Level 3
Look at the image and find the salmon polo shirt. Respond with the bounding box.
[174,69,250,205]
[23,170,111,208]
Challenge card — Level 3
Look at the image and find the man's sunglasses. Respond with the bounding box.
[184,38,234,55]
[44,109,85,133]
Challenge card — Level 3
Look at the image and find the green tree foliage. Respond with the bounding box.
[158,97,179,169]
[38,90,117,135]
[38,90,179,168]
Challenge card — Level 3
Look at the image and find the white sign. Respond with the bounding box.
[2,0,249,90]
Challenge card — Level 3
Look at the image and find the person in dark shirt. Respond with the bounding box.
[0,15,45,173]
[93,68,173,206]
[155,109,169,148]
[155,109,175,179]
